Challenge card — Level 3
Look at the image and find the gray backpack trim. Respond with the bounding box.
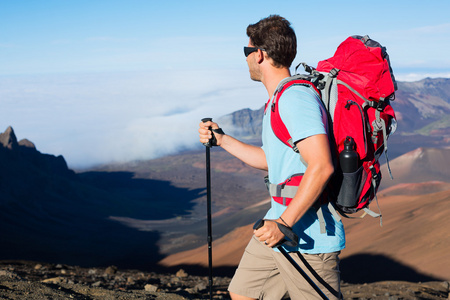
[316,203,342,234]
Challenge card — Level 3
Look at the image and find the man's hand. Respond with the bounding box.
[198,120,224,146]
[199,120,268,171]
[254,220,285,248]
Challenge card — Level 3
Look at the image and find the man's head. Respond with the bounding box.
[246,15,297,68]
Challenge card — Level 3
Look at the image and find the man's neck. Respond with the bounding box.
[262,67,291,97]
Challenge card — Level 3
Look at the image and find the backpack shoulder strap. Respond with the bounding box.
[269,76,321,153]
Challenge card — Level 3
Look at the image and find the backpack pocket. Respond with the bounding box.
[336,161,381,214]
[336,165,364,209]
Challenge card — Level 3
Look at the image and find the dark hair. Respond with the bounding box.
[246,15,297,68]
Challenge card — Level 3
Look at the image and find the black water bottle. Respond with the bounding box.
[339,136,358,173]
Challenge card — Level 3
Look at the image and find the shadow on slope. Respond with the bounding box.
[340,254,443,284]
[0,170,204,270]
[0,207,163,271]
[79,171,204,220]
[1,155,204,271]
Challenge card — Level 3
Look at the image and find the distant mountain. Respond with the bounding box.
[395,78,450,130]
[218,106,264,143]
[379,147,450,190]
[220,78,450,160]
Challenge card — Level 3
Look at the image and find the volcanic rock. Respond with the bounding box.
[0,260,448,299]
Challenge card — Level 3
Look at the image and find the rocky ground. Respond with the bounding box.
[0,260,449,300]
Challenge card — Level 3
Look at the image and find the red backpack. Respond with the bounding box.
[266,35,397,228]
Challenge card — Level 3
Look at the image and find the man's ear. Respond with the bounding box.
[256,49,265,64]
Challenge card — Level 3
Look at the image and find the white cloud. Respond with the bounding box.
[0,68,265,169]
[395,72,450,82]
[3,64,448,170]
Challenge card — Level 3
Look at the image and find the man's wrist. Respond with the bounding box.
[278,216,292,228]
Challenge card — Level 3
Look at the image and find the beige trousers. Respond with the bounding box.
[228,235,341,300]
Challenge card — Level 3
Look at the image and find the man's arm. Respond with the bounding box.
[279,133,334,225]
[254,133,334,247]
[199,120,268,171]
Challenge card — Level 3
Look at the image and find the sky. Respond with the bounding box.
[1,0,450,169]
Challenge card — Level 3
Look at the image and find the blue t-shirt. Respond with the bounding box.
[262,82,345,254]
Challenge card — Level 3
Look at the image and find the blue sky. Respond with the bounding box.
[2,0,450,77]
[1,0,450,168]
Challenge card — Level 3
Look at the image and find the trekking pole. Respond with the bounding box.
[201,117,214,300]
[253,219,329,300]
[277,247,329,300]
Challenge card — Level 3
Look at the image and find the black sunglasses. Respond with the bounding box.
[244,46,266,57]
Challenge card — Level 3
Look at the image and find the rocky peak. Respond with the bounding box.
[218,106,264,140]
[0,126,75,181]
[18,138,36,149]
[0,126,18,150]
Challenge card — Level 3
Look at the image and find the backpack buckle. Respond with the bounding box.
[369,164,378,181]
[376,97,386,111]
[329,68,339,78]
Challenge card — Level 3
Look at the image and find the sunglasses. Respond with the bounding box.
[244,46,266,57]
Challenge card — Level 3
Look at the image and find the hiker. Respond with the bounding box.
[198,15,345,300]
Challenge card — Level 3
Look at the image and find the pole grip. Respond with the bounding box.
[201,118,215,148]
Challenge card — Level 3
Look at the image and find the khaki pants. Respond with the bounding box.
[228,235,341,300]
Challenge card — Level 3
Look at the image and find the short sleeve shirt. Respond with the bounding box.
[262,82,345,254]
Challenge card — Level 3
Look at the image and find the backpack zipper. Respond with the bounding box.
[345,99,368,157]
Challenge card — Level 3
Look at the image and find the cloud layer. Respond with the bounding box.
[0,69,266,168]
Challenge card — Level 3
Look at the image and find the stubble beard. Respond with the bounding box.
[250,72,261,82]
[248,62,262,82]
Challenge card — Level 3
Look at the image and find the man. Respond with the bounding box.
[198,15,345,299]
